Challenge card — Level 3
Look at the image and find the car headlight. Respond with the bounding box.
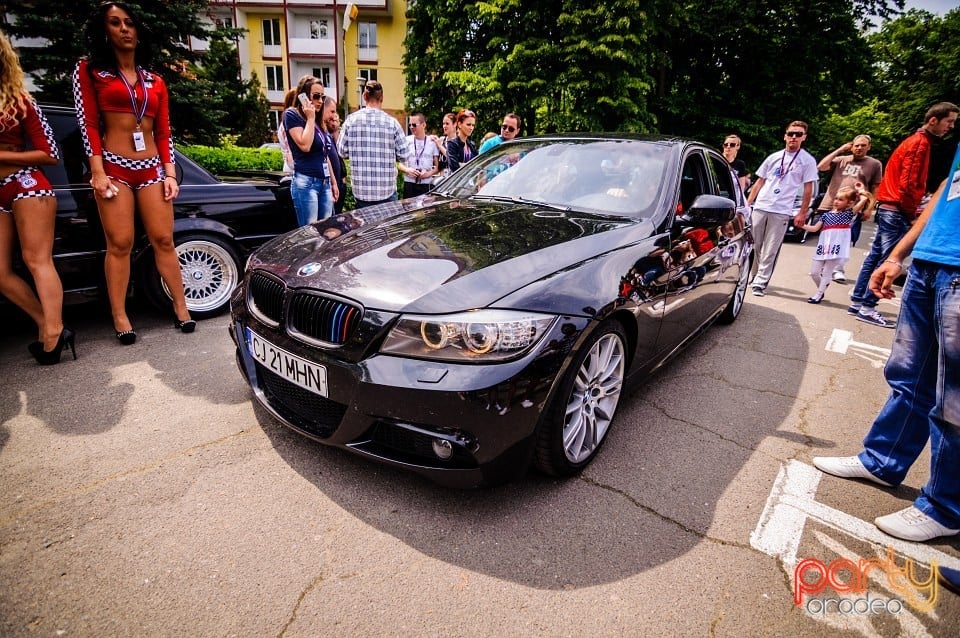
[380,310,557,362]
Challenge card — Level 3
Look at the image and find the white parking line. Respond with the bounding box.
[825,328,892,368]
[750,460,960,575]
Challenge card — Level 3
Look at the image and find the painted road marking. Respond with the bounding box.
[751,460,960,576]
[825,328,892,368]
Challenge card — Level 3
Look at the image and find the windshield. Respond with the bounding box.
[435,139,675,218]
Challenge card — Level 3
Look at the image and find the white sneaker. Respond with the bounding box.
[875,506,960,542]
[832,271,846,283]
[812,456,893,487]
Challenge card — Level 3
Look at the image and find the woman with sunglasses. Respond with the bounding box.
[283,76,339,226]
[0,31,73,364]
[74,2,194,345]
[445,109,477,173]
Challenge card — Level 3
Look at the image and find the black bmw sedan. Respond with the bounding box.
[230,135,753,487]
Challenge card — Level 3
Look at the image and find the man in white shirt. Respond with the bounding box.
[745,121,819,296]
[400,112,440,198]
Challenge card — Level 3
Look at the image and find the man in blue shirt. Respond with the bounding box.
[813,143,960,543]
[478,112,521,154]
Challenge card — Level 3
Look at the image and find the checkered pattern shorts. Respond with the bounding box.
[103,150,166,190]
[0,168,55,214]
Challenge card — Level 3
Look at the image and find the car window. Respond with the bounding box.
[678,152,711,213]
[707,153,738,202]
[437,139,674,219]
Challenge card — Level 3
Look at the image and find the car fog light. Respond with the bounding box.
[432,438,454,460]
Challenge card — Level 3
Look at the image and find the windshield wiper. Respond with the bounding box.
[471,194,570,211]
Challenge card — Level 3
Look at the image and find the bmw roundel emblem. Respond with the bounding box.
[297,262,322,277]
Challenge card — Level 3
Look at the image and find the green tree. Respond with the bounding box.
[189,32,271,146]
[404,0,655,135]
[867,9,960,135]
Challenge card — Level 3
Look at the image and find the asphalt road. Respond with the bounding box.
[1,239,958,637]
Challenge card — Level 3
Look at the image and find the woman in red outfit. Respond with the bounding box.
[74,2,193,344]
[0,31,74,364]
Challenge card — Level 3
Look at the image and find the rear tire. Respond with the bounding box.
[534,320,627,477]
[141,233,243,319]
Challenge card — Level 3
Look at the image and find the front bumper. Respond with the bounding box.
[230,288,588,487]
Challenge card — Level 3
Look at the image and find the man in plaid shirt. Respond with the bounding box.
[337,81,410,208]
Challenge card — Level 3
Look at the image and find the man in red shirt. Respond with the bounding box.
[848,101,958,327]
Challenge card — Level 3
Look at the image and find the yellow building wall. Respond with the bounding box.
[247,14,287,93]
[343,0,407,117]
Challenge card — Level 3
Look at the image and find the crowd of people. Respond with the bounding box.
[727,103,959,583]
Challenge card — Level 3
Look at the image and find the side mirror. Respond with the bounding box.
[681,194,736,226]
[175,162,184,186]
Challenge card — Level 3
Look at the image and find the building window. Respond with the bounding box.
[310,19,328,39]
[265,65,284,92]
[262,18,281,46]
[358,22,377,49]
[358,68,378,84]
[215,17,234,30]
[312,67,331,88]
[267,110,280,130]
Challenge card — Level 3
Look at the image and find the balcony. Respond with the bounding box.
[288,37,336,57]
[358,46,378,63]
[263,44,282,59]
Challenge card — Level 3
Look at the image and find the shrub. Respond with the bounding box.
[179,144,283,175]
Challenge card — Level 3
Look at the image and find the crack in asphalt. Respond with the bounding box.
[0,430,252,529]
[277,574,324,638]
[578,474,756,554]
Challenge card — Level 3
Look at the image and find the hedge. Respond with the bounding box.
[179,144,283,174]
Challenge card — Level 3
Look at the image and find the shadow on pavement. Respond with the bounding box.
[254,304,811,589]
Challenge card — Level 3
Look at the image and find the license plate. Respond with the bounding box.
[246,328,328,397]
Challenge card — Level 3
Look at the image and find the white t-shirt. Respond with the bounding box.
[404,135,440,184]
[753,148,818,215]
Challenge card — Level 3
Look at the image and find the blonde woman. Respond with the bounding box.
[0,30,73,364]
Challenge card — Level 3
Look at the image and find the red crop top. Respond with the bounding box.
[72,58,175,165]
[0,96,61,161]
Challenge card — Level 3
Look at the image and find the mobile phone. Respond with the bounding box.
[297,93,310,108]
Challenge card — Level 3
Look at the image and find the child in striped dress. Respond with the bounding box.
[801,186,866,303]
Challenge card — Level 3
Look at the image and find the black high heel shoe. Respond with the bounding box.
[34,328,77,365]
[27,341,42,358]
[116,329,137,345]
[174,319,197,333]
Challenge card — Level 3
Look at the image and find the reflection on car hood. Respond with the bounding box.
[250,198,655,313]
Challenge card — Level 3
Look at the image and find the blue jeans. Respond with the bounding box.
[858,260,960,528]
[291,173,333,226]
[354,191,398,209]
[850,207,910,308]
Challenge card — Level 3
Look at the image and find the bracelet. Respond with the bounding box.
[883,259,903,269]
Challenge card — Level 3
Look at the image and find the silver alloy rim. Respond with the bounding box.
[730,255,750,317]
[162,240,239,313]
[562,332,625,463]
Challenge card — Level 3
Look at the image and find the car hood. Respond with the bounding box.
[249,198,655,313]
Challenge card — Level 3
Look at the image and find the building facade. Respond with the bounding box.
[191,0,408,130]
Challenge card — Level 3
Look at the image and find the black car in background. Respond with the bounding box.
[8,104,297,318]
[230,135,754,487]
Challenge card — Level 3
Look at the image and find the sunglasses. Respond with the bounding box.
[723,142,738,147]
[311,93,323,100]
[785,131,805,138]
[409,122,419,127]
[501,124,516,133]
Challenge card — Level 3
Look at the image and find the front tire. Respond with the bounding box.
[718,250,752,325]
[141,233,243,319]
[535,320,627,477]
